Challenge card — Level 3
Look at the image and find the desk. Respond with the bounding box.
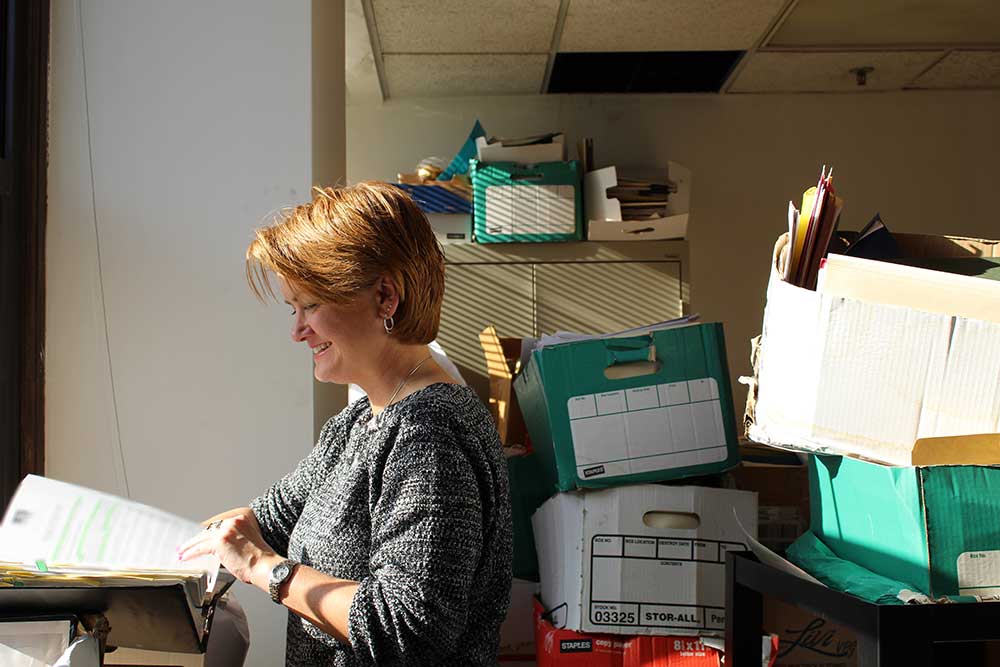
[725,551,1000,666]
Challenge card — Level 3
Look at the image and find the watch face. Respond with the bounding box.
[275,563,290,579]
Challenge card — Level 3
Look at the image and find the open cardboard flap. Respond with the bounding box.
[911,433,1000,466]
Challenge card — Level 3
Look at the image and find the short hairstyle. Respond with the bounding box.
[246,181,445,344]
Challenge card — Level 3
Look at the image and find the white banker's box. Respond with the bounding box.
[533,485,756,637]
[749,232,1000,466]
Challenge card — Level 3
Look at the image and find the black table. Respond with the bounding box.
[725,550,1000,666]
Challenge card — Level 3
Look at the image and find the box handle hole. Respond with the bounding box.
[642,511,700,529]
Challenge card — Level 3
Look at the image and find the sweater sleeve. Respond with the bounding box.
[249,418,338,556]
[347,429,484,666]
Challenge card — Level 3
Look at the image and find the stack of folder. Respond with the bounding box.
[783,166,844,290]
[0,476,234,653]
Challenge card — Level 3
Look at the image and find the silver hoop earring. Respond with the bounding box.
[383,315,395,334]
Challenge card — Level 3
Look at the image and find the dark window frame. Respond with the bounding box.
[1,0,49,511]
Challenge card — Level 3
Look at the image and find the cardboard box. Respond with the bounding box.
[506,441,551,582]
[476,133,565,164]
[533,484,756,636]
[748,232,1000,466]
[730,452,809,555]
[394,182,473,244]
[514,323,740,492]
[480,325,531,448]
[534,598,722,667]
[426,212,472,244]
[810,450,1000,598]
[764,597,857,667]
[586,163,691,241]
[500,578,540,663]
[480,325,551,579]
[470,160,583,243]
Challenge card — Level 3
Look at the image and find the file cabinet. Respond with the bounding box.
[439,241,689,404]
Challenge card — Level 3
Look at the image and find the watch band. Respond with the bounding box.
[268,558,297,604]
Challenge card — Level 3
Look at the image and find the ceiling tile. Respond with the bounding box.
[729,51,944,92]
[559,0,788,52]
[373,0,560,53]
[910,50,1000,89]
[770,0,1000,47]
[383,54,548,97]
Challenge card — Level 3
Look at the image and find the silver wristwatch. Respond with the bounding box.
[268,559,297,604]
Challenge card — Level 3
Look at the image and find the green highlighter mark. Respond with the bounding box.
[35,559,48,572]
[96,503,120,561]
[51,496,82,562]
[77,500,104,561]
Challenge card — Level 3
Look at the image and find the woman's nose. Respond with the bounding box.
[291,317,310,342]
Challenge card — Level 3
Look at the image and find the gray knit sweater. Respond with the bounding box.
[250,383,513,666]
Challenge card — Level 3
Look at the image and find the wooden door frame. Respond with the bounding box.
[1,0,49,510]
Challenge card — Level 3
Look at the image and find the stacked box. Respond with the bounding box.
[746,231,1000,607]
[469,159,583,243]
[533,597,724,666]
[482,321,754,640]
[514,323,740,492]
[533,485,756,637]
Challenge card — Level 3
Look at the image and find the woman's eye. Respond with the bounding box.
[304,303,318,311]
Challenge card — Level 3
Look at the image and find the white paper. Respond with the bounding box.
[534,314,701,350]
[733,508,822,586]
[0,620,72,667]
[0,475,216,577]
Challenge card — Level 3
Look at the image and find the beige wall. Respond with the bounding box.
[46,1,331,665]
[346,90,1000,418]
[311,0,350,438]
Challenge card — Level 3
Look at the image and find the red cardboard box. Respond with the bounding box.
[535,598,721,667]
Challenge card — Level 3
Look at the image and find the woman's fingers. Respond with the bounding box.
[178,517,232,560]
[200,507,250,527]
[177,538,214,562]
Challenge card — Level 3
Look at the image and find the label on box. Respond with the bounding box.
[567,378,728,480]
[483,184,576,236]
[587,533,745,632]
[957,550,1000,596]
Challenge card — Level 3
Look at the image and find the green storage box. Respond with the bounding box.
[513,323,739,492]
[810,453,1000,598]
[506,453,549,581]
[469,159,583,243]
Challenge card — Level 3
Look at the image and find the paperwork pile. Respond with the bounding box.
[0,475,233,653]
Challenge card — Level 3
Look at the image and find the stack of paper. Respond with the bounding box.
[784,167,845,289]
[606,175,677,221]
[0,476,233,652]
[534,314,700,350]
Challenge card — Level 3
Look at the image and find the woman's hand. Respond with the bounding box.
[177,507,278,587]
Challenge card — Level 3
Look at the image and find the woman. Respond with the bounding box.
[178,182,513,666]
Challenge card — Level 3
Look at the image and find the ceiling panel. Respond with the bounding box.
[373,0,560,53]
[559,0,789,52]
[729,51,944,93]
[770,0,1000,48]
[383,54,548,97]
[909,50,1000,89]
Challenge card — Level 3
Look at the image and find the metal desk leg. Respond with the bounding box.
[726,553,764,666]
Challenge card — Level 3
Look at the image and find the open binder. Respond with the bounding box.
[1,475,234,653]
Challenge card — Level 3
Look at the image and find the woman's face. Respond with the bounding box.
[279,278,380,384]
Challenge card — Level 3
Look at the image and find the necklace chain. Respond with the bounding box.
[371,355,433,429]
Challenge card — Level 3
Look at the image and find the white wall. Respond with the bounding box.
[346,90,1000,417]
[47,1,322,665]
